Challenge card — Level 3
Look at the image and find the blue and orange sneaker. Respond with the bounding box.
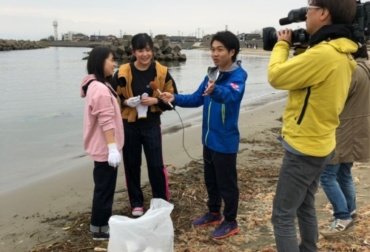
[212,220,240,239]
[192,212,223,227]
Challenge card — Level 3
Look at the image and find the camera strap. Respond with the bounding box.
[309,24,354,47]
[83,79,118,98]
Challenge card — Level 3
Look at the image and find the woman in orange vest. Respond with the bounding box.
[114,33,177,216]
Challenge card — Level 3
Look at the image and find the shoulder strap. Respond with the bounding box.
[105,84,118,98]
[83,79,118,98]
[82,79,96,95]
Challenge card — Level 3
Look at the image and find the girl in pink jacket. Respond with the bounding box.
[81,47,124,241]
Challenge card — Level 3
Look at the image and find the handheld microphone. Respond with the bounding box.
[149,81,174,108]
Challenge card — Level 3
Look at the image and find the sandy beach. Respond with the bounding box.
[1,98,370,252]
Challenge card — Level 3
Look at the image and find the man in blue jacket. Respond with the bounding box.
[160,31,247,239]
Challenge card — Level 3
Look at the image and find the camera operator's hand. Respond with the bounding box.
[277,29,292,46]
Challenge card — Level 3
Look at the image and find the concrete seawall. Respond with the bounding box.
[43,41,111,48]
[0,40,46,51]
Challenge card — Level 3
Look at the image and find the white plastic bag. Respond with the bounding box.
[108,198,174,252]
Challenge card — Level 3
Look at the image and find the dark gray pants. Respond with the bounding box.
[272,150,332,252]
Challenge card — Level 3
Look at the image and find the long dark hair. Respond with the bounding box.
[87,46,114,84]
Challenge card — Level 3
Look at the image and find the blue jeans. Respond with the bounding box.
[320,163,356,220]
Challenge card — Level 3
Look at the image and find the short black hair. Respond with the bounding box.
[87,46,114,84]
[210,31,240,62]
[131,33,154,51]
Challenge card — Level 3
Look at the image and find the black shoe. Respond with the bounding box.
[92,231,110,241]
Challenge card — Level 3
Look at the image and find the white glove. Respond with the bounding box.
[125,96,141,108]
[136,93,149,119]
[108,143,121,168]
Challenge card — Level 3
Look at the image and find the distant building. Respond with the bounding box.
[90,35,117,41]
[62,32,74,41]
[202,35,213,43]
[169,36,197,43]
[62,32,89,41]
[236,33,263,49]
[237,33,262,41]
[73,33,89,41]
[237,33,246,41]
[90,35,105,41]
[106,35,118,41]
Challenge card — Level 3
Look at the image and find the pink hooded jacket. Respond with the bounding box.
[81,74,124,162]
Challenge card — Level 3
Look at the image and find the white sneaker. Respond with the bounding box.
[321,218,353,238]
[132,207,144,217]
[329,209,357,222]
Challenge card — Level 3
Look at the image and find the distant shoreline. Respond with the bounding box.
[0,39,46,51]
[0,40,113,51]
[42,40,111,48]
[0,40,273,58]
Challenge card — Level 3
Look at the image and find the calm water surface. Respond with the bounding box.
[0,47,284,193]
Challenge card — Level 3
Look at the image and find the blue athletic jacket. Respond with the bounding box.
[174,63,247,154]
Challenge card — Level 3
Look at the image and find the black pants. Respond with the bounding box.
[91,161,118,229]
[203,146,239,222]
[123,122,169,208]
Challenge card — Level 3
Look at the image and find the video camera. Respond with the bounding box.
[262,0,370,51]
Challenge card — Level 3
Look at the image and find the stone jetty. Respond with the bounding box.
[0,39,46,51]
[107,34,187,63]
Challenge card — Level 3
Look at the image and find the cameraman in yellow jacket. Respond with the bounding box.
[268,0,358,251]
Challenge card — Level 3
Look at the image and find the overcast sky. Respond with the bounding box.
[0,0,308,40]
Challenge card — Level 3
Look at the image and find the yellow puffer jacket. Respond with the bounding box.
[117,61,175,122]
[268,38,358,157]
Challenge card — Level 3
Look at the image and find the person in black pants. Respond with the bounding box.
[81,47,124,240]
[113,33,177,216]
[160,31,247,239]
